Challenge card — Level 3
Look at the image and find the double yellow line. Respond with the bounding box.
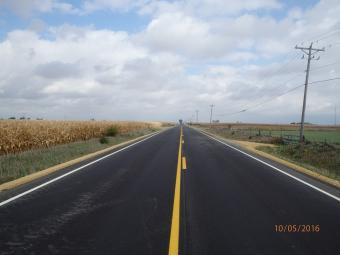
[168,126,186,255]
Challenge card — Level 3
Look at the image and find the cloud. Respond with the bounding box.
[0,25,190,120]
[0,0,79,17]
[35,61,81,79]
[0,0,53,16]
[1,0,282,18]
[136,10,303,60]
[139,0,282,17]
[0,26,146,99]
[1,0,340,123]
[138,12,222,58]
[81,0,146,13]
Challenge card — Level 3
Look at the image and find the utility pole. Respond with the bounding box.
[209,104,214,125]
[295,43,325,143]
[195,110,199,123]
[335,104,337,126]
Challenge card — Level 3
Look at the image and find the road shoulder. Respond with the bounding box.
[0,128,170,192]
[190,126,340,190]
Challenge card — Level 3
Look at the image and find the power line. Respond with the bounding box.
[244,51,301,87]
[309,77,340,85]
[301,28,340,44]
[309,60,340,71]
[309,29,340,41]
[297,29,339,59]
[248,77,340,111]
[217,71,305,117]
[261,52,301,80]
[313,30,340,43]
[217,77,340,117]
[218,52,303,116]
[218,84,304,117]
[244,85,304,112]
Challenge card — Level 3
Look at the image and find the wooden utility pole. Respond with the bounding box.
[295,43,325,142]
[209,104,214,125]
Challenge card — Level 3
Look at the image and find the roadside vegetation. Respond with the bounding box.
[192,123,340,144]
[0,120,162,155]
[192,123,340,181]
[0,120,168,184]
[257,143,340,181]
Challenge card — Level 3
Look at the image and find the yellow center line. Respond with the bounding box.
[182,157,187,170]
[168,126,183,255]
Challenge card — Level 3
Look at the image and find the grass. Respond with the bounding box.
[257,143,340,181]
[193,123,340,182]
[99,137,109,144]
[193,123,340,144]
[256,130,340,143]
[199,126,285,144]
[0,128,157,184]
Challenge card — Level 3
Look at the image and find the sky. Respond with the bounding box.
[0,0,339,124]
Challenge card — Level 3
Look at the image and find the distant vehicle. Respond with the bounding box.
[179,119,183,124]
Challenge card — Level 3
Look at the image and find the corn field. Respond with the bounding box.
[0,120,160,155]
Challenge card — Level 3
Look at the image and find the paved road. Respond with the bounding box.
[0,125,339,255]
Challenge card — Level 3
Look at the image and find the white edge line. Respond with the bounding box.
[0,130,166,207]
[196,128,340,203]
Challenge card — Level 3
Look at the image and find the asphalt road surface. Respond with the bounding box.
[0,125,339,255]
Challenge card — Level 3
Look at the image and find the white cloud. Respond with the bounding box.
[1,0,340,123]
[136,10,304,60]
[0,26,190,120]
[2,0,280,17]
[81,0,146,13]
[138,12,224,58]
[139,0,281,17]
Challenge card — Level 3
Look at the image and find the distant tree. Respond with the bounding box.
[8,117,16,120]
[290,122,313,125]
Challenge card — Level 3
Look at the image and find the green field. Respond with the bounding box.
[193,123,340,144]
[195,124,340,182]
[259,130,340,144]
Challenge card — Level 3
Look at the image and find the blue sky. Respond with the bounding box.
[0,5,149,39]
[0,0,319,37]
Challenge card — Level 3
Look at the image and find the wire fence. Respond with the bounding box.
[194,124,340,145]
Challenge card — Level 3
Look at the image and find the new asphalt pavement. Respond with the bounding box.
[0,125,339,255]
